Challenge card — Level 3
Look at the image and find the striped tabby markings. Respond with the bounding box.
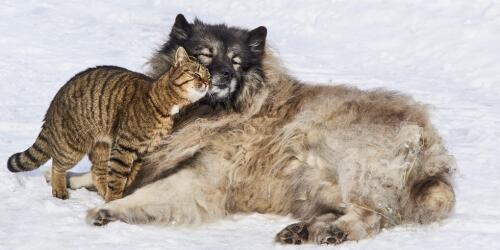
[6,47,211,201]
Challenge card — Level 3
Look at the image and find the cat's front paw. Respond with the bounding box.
[86,208,115,226]
[52,187,69,200]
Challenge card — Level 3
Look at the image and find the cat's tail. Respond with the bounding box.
[7,128,51,172]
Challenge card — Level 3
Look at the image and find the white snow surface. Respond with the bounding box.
[1,1,500,249]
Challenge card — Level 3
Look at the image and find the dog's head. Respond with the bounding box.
[153,14,267,105]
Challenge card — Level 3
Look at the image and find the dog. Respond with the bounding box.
[64,14,456,245]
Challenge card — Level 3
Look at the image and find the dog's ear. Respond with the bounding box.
[170,14,191,41]
[247,26,267,55]
[174,47,189,66]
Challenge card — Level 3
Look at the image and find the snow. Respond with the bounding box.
[1,0,500,249]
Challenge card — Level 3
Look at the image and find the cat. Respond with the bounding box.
[7,47,211,202]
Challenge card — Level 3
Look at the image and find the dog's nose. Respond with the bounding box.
[222,68,235,79]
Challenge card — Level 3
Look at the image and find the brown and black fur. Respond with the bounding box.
[71,15,453,245]
[7,47,211,201]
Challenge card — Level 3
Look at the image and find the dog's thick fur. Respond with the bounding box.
[84,16,456,245]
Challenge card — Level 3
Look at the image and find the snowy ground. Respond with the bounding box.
[1,0,500,249]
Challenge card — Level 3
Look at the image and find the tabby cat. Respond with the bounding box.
[7,47,211,201]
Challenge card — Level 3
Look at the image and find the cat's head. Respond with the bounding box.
[169,47,211,103]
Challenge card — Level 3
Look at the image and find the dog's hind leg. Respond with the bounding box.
[276,206,382,245]
[412,177,455,224]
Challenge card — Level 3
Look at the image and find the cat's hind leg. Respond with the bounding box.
[44,140,109,194]
[89,141,111,197]
[51,155,85,199]
[49,131,88,199]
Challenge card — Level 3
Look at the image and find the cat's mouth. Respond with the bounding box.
[187,83,209,102]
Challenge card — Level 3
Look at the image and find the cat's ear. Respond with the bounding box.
[247,26,267,55]
[170,14,191,41]
[174,47,189,65]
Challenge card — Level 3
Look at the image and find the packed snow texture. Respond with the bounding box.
[1,1,500,249]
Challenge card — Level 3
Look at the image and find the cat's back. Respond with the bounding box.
[46,65,152,121]
[58,65,151,94]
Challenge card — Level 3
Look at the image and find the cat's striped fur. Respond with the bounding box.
[7,47,211,201]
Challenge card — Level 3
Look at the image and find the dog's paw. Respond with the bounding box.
[86,208,115,226]
[316,226,348,245]
[275,222,309,245]
[43,170,51,184]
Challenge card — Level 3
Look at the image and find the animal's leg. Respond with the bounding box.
[51,162,69,200]
[275,213,340,245]
[413,177,455,223]
[313,206,381,243]
[276,206,382,245]
[86,168,226,226]
[44,170,95,191]
[68,172,95,190]
[105,146,137,202]
[126,159,141,187]
[51,155,84,199]
[46,157,145,194]
[48,132,88,199]
[89,141,111,197]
